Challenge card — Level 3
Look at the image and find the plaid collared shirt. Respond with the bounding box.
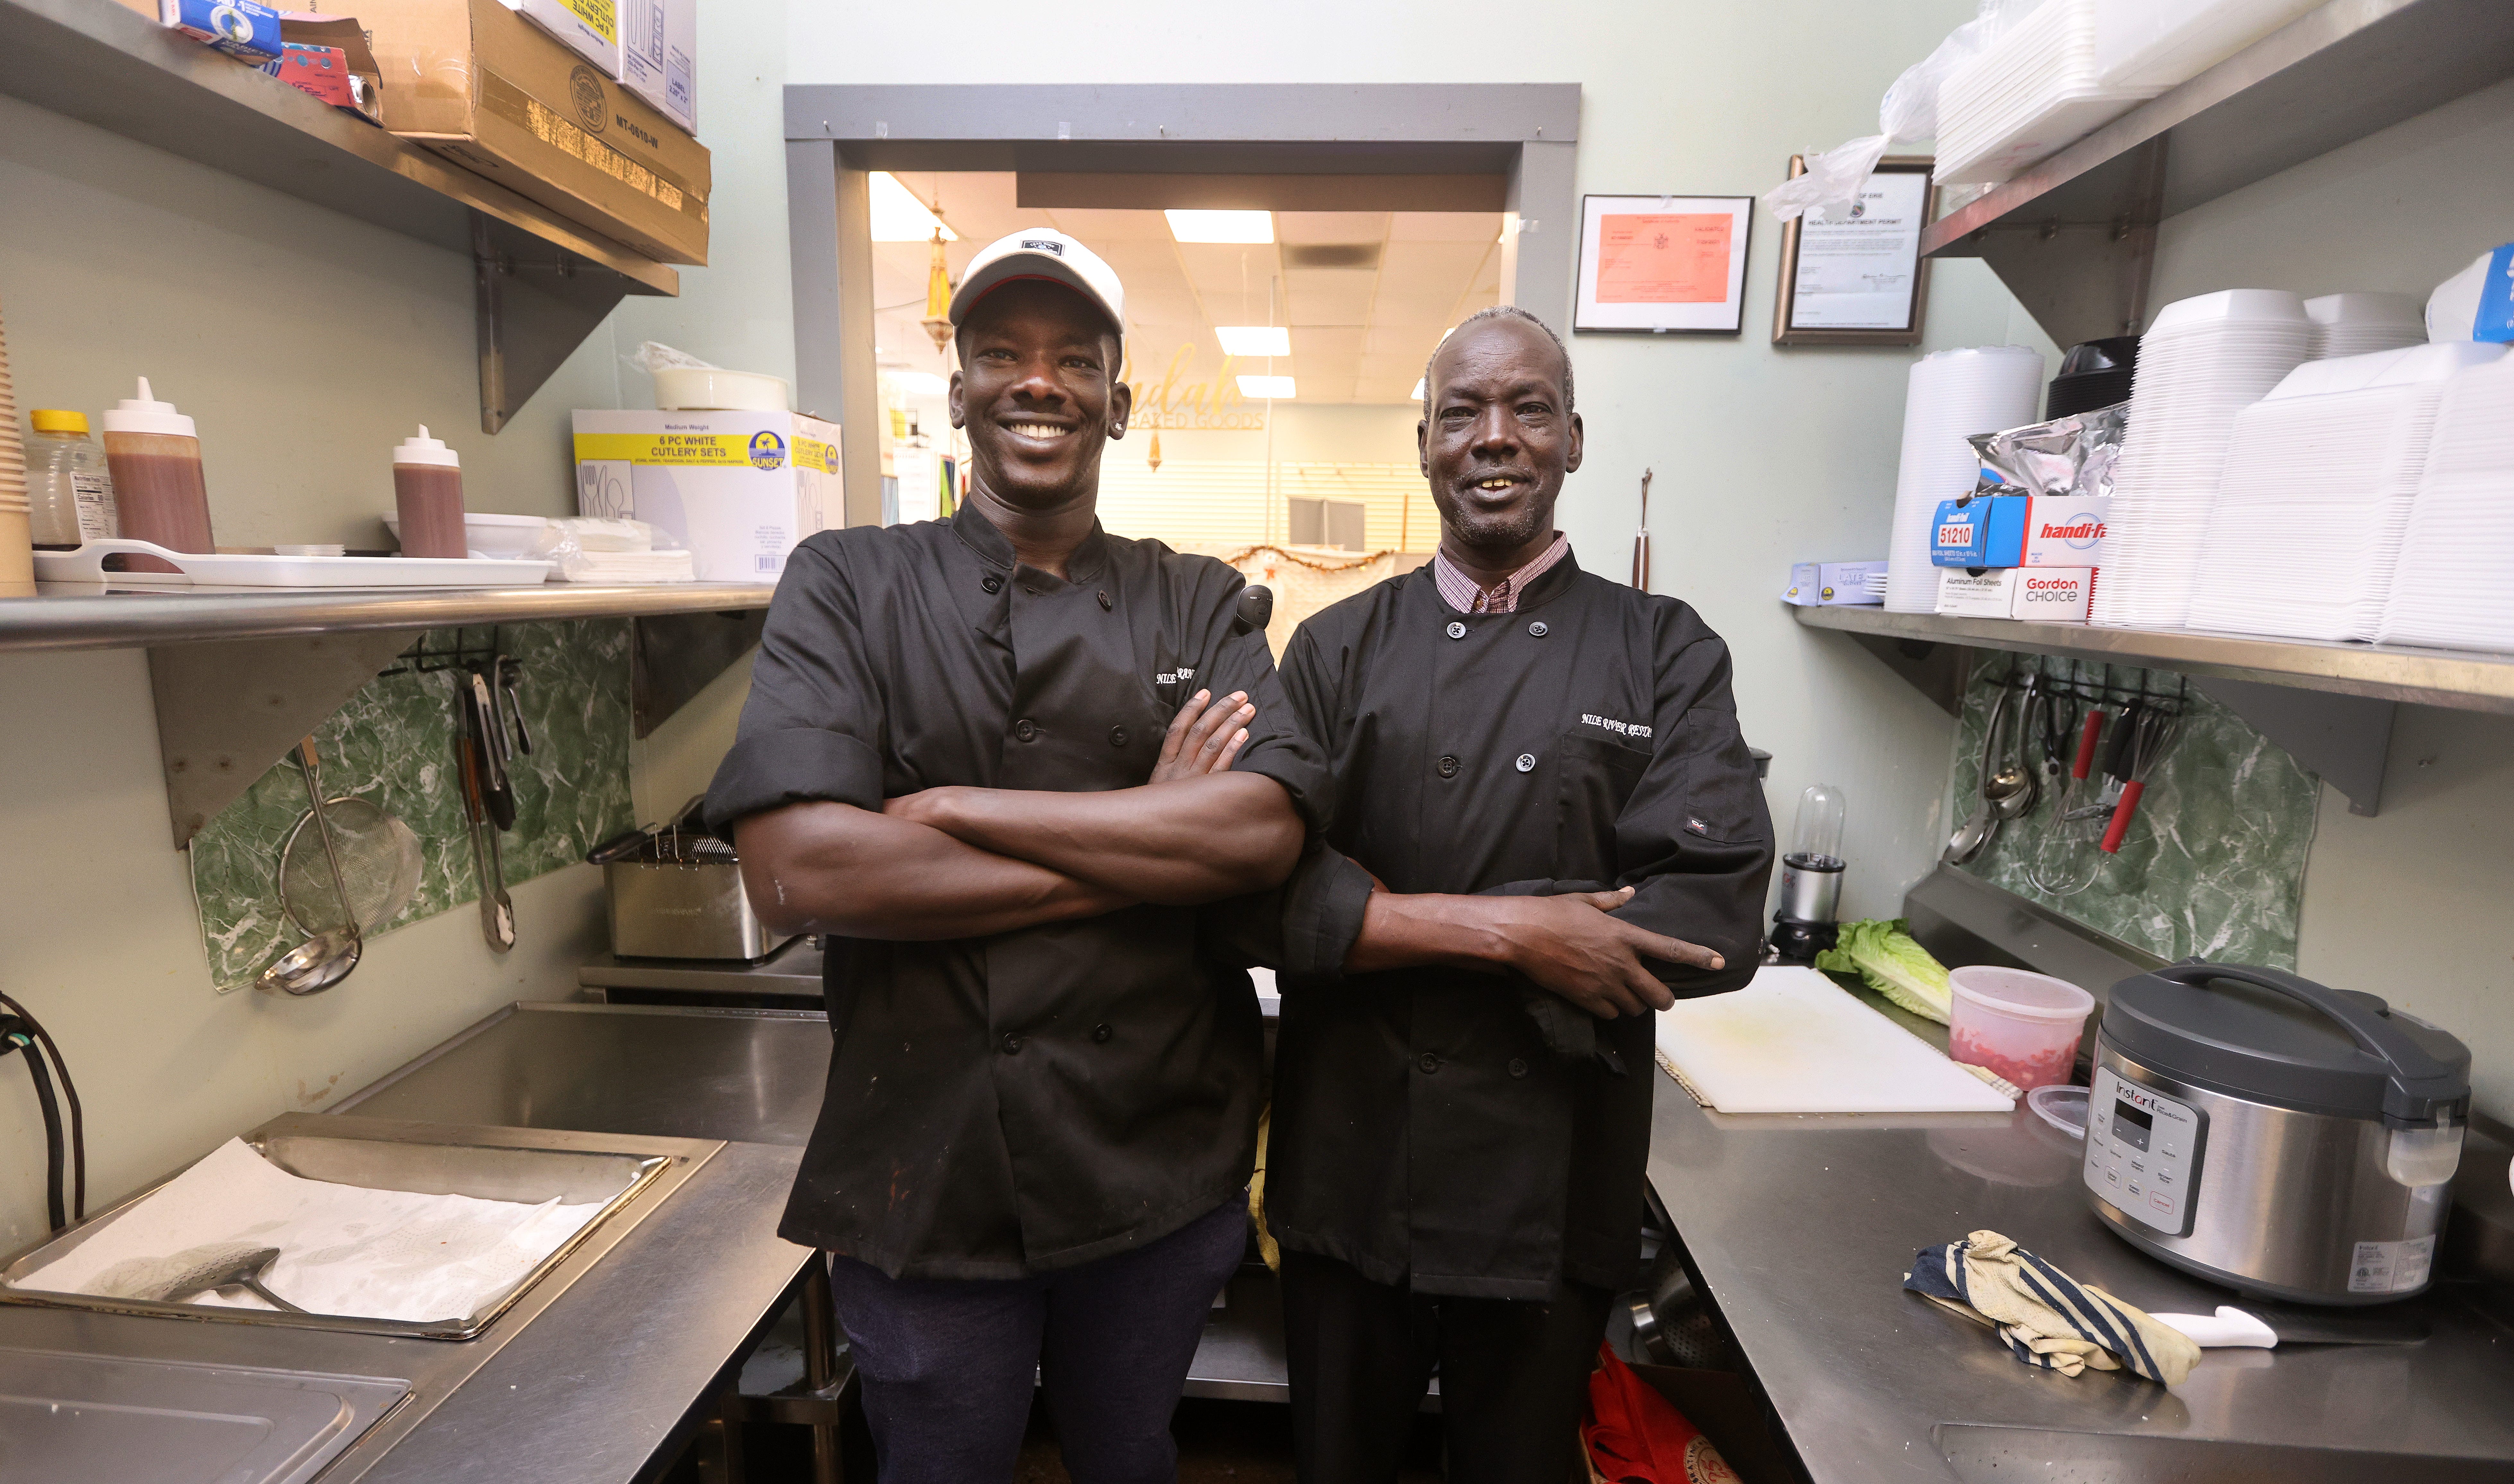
[1431,532,1572,614]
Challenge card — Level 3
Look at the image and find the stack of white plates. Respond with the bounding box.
[2305,293,2428,360]
[1865,570,1889,599]
[1938,0,2164,188]
[1884,346,2045,613]
[2091,290,2313,629]
[2186,343,2504,642]
[2377,355,2514,652]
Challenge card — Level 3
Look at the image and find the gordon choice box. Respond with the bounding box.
[573,411,842,583]
[1931,494,2111,569]
[1936,566,2096,622]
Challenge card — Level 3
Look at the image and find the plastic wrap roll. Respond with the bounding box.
[1885,346,2045,613]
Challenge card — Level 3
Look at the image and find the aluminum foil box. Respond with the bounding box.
[1932,494,2110,568]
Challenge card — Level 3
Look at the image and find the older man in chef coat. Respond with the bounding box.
[1226,305,1775,1483]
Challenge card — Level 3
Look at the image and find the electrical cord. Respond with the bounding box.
[0,992,83,1231]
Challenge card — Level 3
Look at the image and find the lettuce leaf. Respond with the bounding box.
[1813,918,1952,1024]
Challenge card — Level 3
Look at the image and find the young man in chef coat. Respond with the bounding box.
[1234,306,1775,1482]
[705,230,1333,1484]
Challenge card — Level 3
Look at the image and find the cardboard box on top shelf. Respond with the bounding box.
[619,0,693,136]
[351,0,708,263]
[512,0,620,79]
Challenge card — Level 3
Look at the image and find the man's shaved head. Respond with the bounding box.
[1421,305,1573,423]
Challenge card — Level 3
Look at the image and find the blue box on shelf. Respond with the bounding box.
[160,0,285,63]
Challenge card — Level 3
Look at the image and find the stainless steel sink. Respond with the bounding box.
[1933,1424,2514,1482]
[0,1347,408,1484]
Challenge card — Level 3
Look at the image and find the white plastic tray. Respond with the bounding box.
[35,539,554,588]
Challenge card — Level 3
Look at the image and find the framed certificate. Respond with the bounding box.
[1573,195,1754,335]
[1773,156,1936,346]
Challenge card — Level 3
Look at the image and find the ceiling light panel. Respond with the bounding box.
[1215,326,1292,357]
[870,172,958,242]
[1237,374,1297,399]
[1167,209,1275,243]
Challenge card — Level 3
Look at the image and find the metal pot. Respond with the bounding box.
[2084,962,2470,1306]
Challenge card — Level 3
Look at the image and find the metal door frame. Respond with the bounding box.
[780,83,1583,527]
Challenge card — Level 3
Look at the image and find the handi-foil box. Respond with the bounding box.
[573,411,842,583]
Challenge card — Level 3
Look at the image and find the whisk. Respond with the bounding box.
[2099,703,2183,855]
[2027,706,2110,896]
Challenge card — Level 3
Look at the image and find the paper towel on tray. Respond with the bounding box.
[14,1138,607,1323]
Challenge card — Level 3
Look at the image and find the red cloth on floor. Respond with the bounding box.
[1581,1344,1742,1484]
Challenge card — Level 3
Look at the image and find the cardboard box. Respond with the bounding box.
[1931,494,2110,569]
[162,0,285,61]
[1936,566,2096,622]
[272,16,385,122]
[511,0,618,78]
[619,0,694,135]
[1782,560,1886,607]
[357,0,709,263]
[573,410,842,583]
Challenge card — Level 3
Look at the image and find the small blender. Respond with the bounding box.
[1767,783,1846,963]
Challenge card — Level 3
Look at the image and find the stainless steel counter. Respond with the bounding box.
[0,1121,810,1484]
[1646,1060,2514,1482]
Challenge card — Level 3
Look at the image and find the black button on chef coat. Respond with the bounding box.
[704,509,1331,1280]
[1214,550,1773,1300]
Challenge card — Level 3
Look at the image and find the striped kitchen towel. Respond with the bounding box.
[1903,1229,2201,1385]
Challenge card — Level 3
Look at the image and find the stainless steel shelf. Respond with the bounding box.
[0,0,680,429]
[0,581,773,654]
[1793,603,2514,714]
[1921,0,2514,344]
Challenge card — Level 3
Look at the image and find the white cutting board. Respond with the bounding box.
[1655,965,2015,1114]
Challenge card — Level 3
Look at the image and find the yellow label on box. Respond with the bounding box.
[574,432,756,465]
[792,436,837,475]
[566,0,617,43]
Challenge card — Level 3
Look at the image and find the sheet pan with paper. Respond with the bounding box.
[1655,965,2016,1114]
[13,1138,607,1324]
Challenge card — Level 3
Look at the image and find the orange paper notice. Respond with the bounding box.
[1596,214,1734,304]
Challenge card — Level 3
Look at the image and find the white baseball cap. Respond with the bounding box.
[948,229,1126,342]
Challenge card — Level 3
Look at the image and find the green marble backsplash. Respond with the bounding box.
[188,620,635,991]
[1948,653,2318,968]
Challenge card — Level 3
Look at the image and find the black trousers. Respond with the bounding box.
[1279,1249,1615,1484]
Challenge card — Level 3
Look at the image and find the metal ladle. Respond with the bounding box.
[155,1244,305,1311]
[257,738,363,996]
[1986,676,2042,821]
[1944,677,2017,864]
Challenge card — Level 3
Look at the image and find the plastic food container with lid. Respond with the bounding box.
[2085,961,2471,1305]
[1947,965,2094,1092]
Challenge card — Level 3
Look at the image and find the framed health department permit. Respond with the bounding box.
[1573,195,1754,335]
[1772,156,1937,347]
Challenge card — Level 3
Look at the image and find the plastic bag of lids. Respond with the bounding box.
[1765,0,2039,225]
[531,518,696,585]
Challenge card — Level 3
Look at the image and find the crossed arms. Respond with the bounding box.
[735,691,1300,941]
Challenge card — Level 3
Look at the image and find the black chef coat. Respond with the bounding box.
[704,508,1331,1280]
[1233,550,1772,1300]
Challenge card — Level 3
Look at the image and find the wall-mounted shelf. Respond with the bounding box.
[1921,0,2514,345]
[1,580,772,655]
[0,0,679,432]
[1795,604,2514,816]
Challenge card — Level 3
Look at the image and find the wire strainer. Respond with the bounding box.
[279,796,423,935]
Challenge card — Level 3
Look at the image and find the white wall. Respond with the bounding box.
[2147,77,2514,1121]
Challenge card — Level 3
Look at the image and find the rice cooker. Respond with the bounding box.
[2084,962,2470,1306]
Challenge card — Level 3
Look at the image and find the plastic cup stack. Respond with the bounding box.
[1885,346,2045,613]
[2188,342,2505,642]
[2377,354,2514,652]
[2091,289,2312,630]
[0,296,30,588]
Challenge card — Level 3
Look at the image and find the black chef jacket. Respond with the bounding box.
[704,509,1331,1280]
[1229,550,1772,1300]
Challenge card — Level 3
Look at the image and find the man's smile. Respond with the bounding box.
[1002,419,1077,445]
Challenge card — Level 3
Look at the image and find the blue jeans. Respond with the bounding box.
[825,1196,1249,1484]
